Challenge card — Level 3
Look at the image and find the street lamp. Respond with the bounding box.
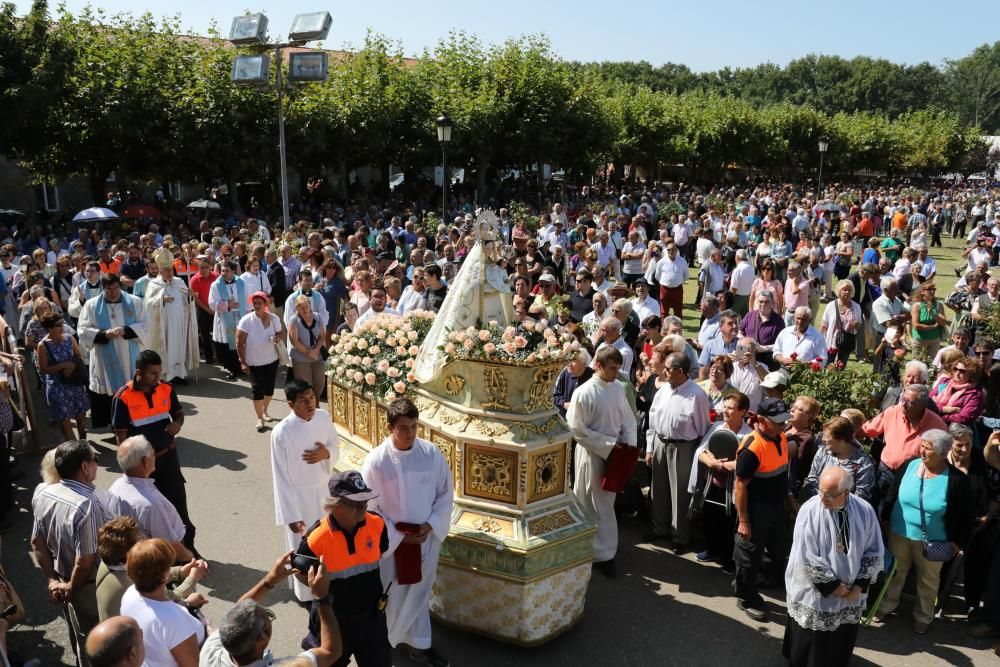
[437,114,453,219]
[817,135,830,196]
[229,11,332,230]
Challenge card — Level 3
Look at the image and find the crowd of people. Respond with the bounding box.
[4,179,1000,666]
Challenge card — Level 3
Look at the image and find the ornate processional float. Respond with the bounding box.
[326,210,596,645]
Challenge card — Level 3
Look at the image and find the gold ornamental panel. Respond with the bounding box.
[430,430,456,475]
[465,445,517,504]
[525,366,559,413]
[375,404,389,445]
[527,509,574,537]
[528,447,565,503]
[345,446,366,469]
[352,393,373,444]
[455,511,515,538]
[481,366,510,410]
[331,382,350,430]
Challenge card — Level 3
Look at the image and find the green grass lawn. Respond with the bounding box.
[679,234,973,371]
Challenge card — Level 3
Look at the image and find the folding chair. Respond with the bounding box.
[863,558,897,627]
[63,602,92,667]
[689,429,739,519]
[935,552,965,619]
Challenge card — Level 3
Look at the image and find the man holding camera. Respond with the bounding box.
[295,470,401,667]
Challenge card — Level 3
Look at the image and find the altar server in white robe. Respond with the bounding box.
[783,467,883,667]
[362,397,453,667]
[78,273,149,428]
[270,378,338,602]
[567,345,637,577]
[143,248,199,383]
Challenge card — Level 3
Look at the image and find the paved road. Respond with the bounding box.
[3,363,996,666]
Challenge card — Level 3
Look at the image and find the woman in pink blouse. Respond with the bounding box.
[749,259,784,315]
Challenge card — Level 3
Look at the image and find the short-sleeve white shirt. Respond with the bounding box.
[236,311,283,366]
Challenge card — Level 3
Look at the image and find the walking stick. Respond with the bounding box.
[863,558,897,627]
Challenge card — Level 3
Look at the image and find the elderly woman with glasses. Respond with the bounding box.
[932,355,984,433]
[878,429,973,634]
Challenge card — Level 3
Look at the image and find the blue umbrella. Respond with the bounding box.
[73,207,119,222]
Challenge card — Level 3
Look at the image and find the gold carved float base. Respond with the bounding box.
[430,561,591,646]
[329,366,597,645]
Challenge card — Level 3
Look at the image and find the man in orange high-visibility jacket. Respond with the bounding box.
[295,471,400,667]
[733,397,795,623]
[111,349,196,555]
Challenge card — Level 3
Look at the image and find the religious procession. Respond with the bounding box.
[4,3,1000,666]
[0,180,997,667]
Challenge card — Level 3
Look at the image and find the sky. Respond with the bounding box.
[13,0,1000,72]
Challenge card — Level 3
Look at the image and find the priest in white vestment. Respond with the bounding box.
[143,248,200,383]
[567,345,637,577]
[362,398,453,666]
[270,378,339,602]
[78,274,149,428]
[783,467,883,666]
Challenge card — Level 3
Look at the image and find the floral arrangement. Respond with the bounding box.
[327,310,436,402]
[784,355,886,422]
[440,318,580,366]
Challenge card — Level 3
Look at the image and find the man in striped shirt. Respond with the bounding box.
[106,435,193,561]
[31,440,109,633]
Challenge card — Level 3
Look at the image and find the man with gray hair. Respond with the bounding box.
[199,551,341,666]
[862,383,946,507]
[596,316,633,378]
[645,352,711,552]
[106,435,193,562]
[871,276,908,338]
[880,359,933,410]
[773,306,827,367]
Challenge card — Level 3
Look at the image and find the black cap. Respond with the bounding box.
[757,398,791,424]
[328,471,378,501]
[633,278,649,287]
[376,251,394,261]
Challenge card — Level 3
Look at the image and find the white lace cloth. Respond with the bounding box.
[785,495,884,631]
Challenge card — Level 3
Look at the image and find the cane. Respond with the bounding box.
[862,558,897,627]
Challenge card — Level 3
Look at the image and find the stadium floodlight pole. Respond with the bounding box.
[230,12,332,230]
[437,114,453,219]
[817,135,830,197]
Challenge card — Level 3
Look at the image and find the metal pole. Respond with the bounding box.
[441,143,448,219]
[276,46,291,231]
[818,152,825,198]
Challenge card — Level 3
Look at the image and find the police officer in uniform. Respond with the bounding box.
[111,349,198,556]
[295,470,396,667]
[732,397,795,622]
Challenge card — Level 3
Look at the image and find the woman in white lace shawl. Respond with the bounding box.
[782,467,883,667]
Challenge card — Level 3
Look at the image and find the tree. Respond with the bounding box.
[21,7,204,201]
[957,140,1000,180]
[286,33,431,197]
[0,1,70,170]
[945,42,1000,132]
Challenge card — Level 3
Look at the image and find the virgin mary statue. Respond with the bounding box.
[413,210,513,383]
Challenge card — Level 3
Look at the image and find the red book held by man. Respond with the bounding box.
[601,444,639,493]
[395,522,423,585]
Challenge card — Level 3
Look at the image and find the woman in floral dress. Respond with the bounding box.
[35,312,88,442]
